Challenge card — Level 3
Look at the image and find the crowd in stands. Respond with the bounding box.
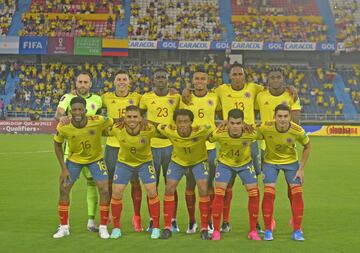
[233,17,328,42]
[0,0,16,36]
[340,64,360,111]
[20,14,116,37]
[129,0,224,41]
[330,0,360,47]
[29,0,124,16]
[232,0,320,16]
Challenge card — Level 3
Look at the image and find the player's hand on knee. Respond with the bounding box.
[293,169,304,184]
[59,116,70,125]
[60,169,71,187]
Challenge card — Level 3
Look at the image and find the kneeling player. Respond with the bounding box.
[53,97,112,239]
[158,109,213,240]
[258,104,311,241]
[109,106,161,239]
[210,109,261,241]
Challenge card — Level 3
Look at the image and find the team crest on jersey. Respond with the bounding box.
[128,99,134,105]
[140,138,146,144]
[286,138,293,143]
[208,99,213,106]
[168,99,174,105]
[245,92,251,98]
[91,103,95,110]
[242,141,248,147]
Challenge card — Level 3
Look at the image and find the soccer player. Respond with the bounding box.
[55,71,102,232]
[108,106,161,239]
[53,97,112,239]
[158,109,212,240]
[214,63,263,232]
[102,70,143,231]
[255,68,301,230]
[179,69,221,234]
[210,109,261,241]
[258,104,311,241]
[139,68,181,232]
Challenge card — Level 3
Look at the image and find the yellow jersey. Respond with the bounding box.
[215,83,263,124]
[102,91,141,147]
[139,91,180,148]
[179,90,221,150]
[257,121,310,164]
[157,124,212,166]
[54,116,113,164]
[208,127,256,167]
[109,124,157,167]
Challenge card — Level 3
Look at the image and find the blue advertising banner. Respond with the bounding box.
[284,42,316,51]
[316,43,336,51]
[231,41,263,50]
[178,41,211,50]
[263,42,284,51]
[210,41,230,50]
[158,41,178,50]
[19,36,48,54]
[0,36,19,54]
[128,40,157,49]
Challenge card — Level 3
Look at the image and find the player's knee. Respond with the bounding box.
[197,184,208,197]
[165,183,176,195]
[59,185,70,198]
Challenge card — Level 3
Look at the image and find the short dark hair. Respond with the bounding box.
[229,63,245,73]
[114,69,129,77]
[268,67,285,76]
[274,104,291,115]
[194,66,207,74]
[70,96,86,107]
[154,68,168,75]
[173,109,194,122]
[228,109,244,120]
[76,70,93,81]
[125,105,141,113]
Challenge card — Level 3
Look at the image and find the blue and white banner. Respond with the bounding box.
[178,41,211,50]
[19,36,48,54]
[0,36,19,54]
[284,42,316,51]
[316,43,336,51]
[128,40,157,49]
[231,42,263,50]
[263,42,284,51]
[158,41,178,50]
[210,41,230,50]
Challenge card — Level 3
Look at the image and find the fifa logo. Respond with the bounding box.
[58,38,64,47]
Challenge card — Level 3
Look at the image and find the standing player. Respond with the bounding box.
[158,109,212,240]
[102,70,143,231]
[210,109,261,241]
[53,97,112,239]
[108,106,161,239]
[179,69,221,233]
[139,68,180,232]
[55,71,102,232]
[255,68,301,230]
[258,104,311,241]
[214,63,263,232]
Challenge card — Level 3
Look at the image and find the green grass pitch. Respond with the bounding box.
[0,135,359,253]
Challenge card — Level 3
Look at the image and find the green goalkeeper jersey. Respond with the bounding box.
[57,92,102,116]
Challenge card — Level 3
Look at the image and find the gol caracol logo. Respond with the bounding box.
[326,126,359,135]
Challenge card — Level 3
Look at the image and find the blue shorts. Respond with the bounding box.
[113,161,156,185]
[215,161,258,185]
[207,148,217,179]
[151,145,173,177]
[262,162,301,185]
[166,160,209,182]
[66,159,108,183]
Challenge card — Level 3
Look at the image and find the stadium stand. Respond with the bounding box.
[339,64,360,112]
[329,0,360,47]
[231,0,329,42]
[0,0,17,36]
[129,0,225,41]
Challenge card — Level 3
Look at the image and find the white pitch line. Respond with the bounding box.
[0,150,53,155]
